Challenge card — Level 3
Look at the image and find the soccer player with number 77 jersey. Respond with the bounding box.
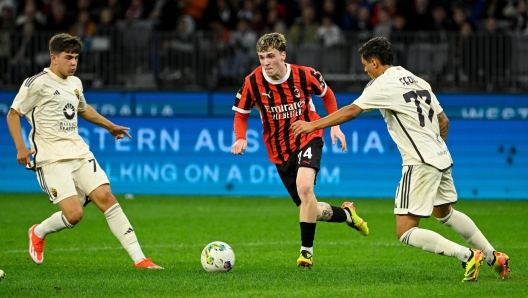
[291,37,510,282]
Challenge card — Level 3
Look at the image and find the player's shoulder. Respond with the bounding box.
[387,66,430,86]
[293,63,318,75]
[241,66,263,85]
[22,70,49,88]
[246,65,263,78]
[69,75,83,87]
[363,75,385,91]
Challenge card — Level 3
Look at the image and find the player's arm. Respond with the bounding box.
[320,87,347,151]
[311,70,347,151]
[6,109,34,166]
[231,81,253,155]
[231,112,249,155]
[79,104,131,139]
[8,80,40,167]
[437,111,450,142]
[292,104,363,138]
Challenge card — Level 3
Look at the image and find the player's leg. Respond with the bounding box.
[395,165,484,282]
[29,162,82,264]
[75,158,162,269]
[337,202,369,236]
[433,170,510,279]
[315,197,368,235]
[295,138,326,267]
[276,153,316,267]
[296,166,318,262]
[298,138,359,231]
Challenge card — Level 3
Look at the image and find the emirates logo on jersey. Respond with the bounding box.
[63,103,76,120]
[294,86,300,98]
[264,101,304,120]
[74,89,80,100]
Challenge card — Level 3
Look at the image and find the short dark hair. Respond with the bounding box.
[49,33,83,55]
[358,37,393,65]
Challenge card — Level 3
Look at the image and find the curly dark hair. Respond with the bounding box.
[49,33,83,55]
[358,37,393,65]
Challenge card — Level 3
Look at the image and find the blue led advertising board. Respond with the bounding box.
[1,116,526,200]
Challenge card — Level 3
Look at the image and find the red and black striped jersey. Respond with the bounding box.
[232,63,335,164]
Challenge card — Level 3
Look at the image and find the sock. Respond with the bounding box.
[326,206,347,223]
[36,211,74,238]
[104,203,145,263]
[301,246,313,255]
[437,208,495,264]
[344,208,352,224]
[300,222,316,248]
[399,227,472,262]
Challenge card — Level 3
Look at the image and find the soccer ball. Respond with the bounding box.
[200,241,235,272]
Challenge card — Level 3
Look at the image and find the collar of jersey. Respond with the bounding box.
[262,63,291,84]
[44,67,69,82]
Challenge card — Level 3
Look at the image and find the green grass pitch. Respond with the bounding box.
[0,194,527,297]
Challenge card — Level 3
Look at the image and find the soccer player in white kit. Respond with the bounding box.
[6,33,162,269]
[291,37,510,282]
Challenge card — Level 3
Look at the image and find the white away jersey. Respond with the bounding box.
[353,66,452,170]
[11,68,93,167]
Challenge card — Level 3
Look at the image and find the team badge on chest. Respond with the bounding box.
[294,86,300,98]
[74,89,80,100]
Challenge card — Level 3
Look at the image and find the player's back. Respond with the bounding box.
[356,66,452,170]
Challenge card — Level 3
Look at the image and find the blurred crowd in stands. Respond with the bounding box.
[0,0,527,91]
[1,0,527,37]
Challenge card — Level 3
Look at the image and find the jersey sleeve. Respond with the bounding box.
[76,78,87,112]
[10,78,43,116]
[307,68,328,97]
[352,79,391,112]
[431,91,443,115]
[232,79,254,114]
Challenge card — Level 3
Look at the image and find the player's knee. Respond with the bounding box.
[64,208,83,226]
[105,192,118,206]
[296,182,314,199]
[433,204,452,220]
[93,187,118,207]
[398,227,417,244]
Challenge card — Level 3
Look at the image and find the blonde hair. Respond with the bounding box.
[256,32,287,53]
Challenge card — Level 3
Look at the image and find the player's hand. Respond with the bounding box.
[17,148,35,166]
[330,126,347,152]
[231,139,247,155]
[291,120,315,138]
[109,125,132,140]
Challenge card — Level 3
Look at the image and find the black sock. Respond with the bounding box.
[326,206,347,223]
[300,222,316,248]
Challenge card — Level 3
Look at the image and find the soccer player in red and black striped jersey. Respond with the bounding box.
[231,32,370,268]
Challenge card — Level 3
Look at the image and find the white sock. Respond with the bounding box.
[104,203,145,263]
[36,211,74,238]
[301,246,313,255]
[437,208,495,264]
[400,227,472,262]
[344,209,352,224]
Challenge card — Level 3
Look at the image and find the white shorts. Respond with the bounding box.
[394,164,457,217]
[36,158,109,204]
